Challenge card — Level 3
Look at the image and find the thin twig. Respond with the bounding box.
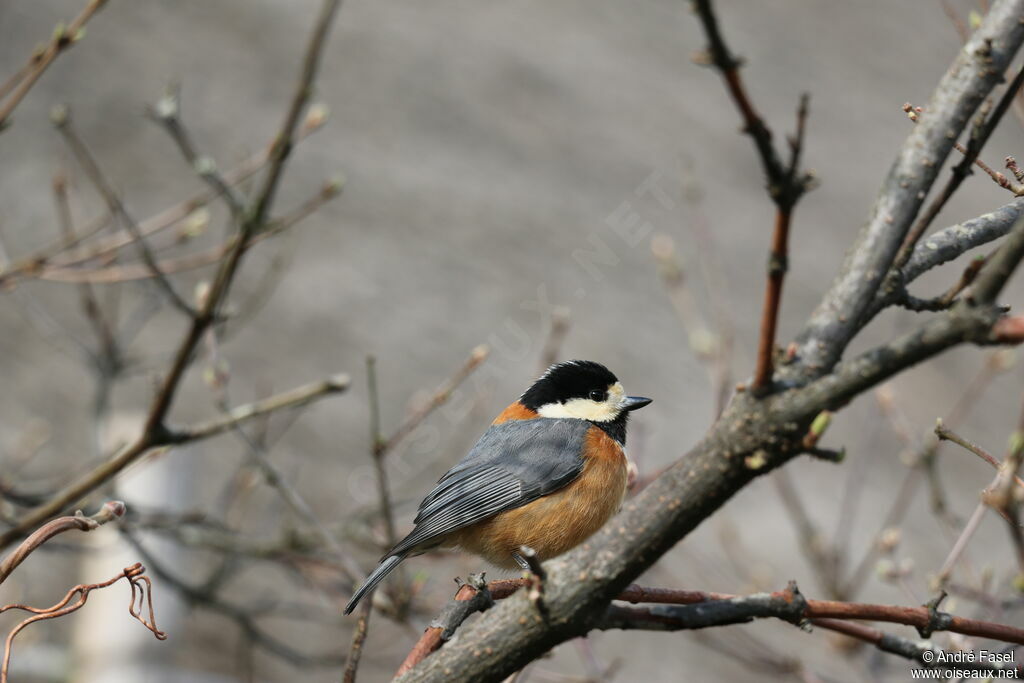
[165,373,350,443]
[693,0,814,392]
[121,528,345,668]
[366,356,397,547]
[0,0,345,552]
[753,204,794,390]
[935,418,1024,489]
[0,0,108,130]
[0,501,124,585]
[1,563,165,683]
[35,178,343,284]
[377,345,490,457]
[52,106,196,317]
[893,70,1024,272]
[0,118,328,288]
[51,170,120,374]
[772,469,843,599]
[147,84,246,218]
[342,598,372,683]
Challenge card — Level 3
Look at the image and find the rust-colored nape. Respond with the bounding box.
[491,402,538,424]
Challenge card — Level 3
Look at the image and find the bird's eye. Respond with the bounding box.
[589,390,607,402]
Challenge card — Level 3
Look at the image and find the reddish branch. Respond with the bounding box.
[755,206,795,390]
[1,562,165,683]
[0,500,125,585]
[397,577,1024,675]
[693,0,814,392]
[993,315,1024,342]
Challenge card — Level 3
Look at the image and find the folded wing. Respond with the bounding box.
[387,417,588,557]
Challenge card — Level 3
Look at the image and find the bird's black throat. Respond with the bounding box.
[593,411,628,445]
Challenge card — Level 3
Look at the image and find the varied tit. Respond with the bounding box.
[343,359,651,614]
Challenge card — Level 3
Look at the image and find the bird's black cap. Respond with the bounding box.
[520,360,619,410]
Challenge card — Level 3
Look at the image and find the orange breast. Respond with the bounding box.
[452,425,627,568]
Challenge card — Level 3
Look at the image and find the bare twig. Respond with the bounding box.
[692,0,814,392]
[396,575,495,677]
[0,500,124,585]
[342,598,373,683]
[0,106,327,288]
[933,417,1024,585]
[935,418,1024,489]
[121,528,344,667]
[165,373,350,443]
[810,618,1013,674]
[52,106,196,317]
[34,178,342,285]
[376,345,489,457]
[1,563,165,683]
[893,65,1024,271]
[898,199,1024,292]
[0,0,344,552]
[752,95,812,391]
[0,0,108,130]
[147,84,246,218]
[772,469,843,599]
[366,356,397,547]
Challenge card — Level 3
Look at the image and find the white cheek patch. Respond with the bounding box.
[537,382,625,423]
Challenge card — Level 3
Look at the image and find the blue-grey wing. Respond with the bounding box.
[388,418,588,557]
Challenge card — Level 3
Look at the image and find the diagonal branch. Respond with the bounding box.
[164,373,350,443]
[0,0,108,131]
[900,198,1024,286]
[789,0,1024,380]
[52,107,197,317]
[692,0,785,189]
[891,63,1024,273]
[147,85,246,219]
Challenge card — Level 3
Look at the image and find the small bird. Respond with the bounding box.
[344,359,651,614]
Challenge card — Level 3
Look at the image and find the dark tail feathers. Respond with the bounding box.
[344,554,405,614]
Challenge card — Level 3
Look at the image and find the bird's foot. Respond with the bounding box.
[515,545,547,617]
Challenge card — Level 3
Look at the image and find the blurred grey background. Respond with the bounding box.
[1,1,1023,681]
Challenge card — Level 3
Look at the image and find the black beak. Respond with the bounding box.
[623,396,652,412]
